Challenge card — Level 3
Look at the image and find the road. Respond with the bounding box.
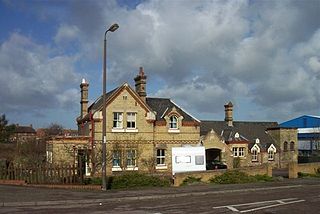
[1,179,319,213]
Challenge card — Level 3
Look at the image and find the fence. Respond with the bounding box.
[0,163,84,184]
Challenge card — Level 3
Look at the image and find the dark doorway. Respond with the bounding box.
[206,148,221,164]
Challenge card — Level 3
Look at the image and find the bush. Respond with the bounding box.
[110,172,171,189]
[209,170,273,184]
[298,171,320,178]
[83,177,102,185]
[181,176,202,186]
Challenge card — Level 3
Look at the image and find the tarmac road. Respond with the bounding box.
[1,178,319,213]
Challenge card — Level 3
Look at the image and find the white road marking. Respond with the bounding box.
[213,198,305,213]
[240,199,305,213]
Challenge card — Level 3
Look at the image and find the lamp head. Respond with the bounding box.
[108,23,119,32]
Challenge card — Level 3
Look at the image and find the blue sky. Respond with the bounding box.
[0,0,319,129]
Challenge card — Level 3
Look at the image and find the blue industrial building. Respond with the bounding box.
[280,115,320,162]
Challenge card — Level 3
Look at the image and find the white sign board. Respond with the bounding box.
[172,146,206,174]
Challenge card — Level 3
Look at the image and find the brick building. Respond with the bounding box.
[201,102,298,169]
[76,67,200,175]
[47,67,298,175]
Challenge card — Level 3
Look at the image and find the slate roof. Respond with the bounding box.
[85,85,199,123]
[201,120,278,150]
[88,87,119,112]
[146,97,198,122]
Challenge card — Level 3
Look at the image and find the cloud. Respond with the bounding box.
[2,0,320,126]
[0,33,80,115]
[54,24,80,45]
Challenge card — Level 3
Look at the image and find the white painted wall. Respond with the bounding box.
[172,146,206,174]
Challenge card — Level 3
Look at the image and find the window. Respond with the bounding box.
[46,151,52,163]
[113,112,123,128]
[238,147,245,157]
[232,147,238,157]
[169,115,178,129]
[233,147,245,157]
[127,150,136,167]
[195,155,204,165]
[284,141,288,151]
[112,150,121,167]
[290,141,295,151]
[252,149,258,161]
[127,112,136,129]
[268,150,274,160]
[156,149,165,165]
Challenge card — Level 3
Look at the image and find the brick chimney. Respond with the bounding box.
[80,78,89,118]
[134,67,147,102]
[224,101,233,127]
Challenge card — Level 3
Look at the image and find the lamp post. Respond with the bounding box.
[102,23,119,191]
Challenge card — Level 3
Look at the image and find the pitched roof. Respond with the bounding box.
[15,125,36,134]
[201,120,278,150]
[146,97,199,122]
[88,87,119,112]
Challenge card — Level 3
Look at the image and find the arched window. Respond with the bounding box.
[284,141,288,151]
[267,144,276,161]
[290,141,295,151]
[169,115,178,129]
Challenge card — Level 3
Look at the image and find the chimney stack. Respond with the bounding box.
[224,101,233,127]
[80,78,89,118]
[134,67,147,102]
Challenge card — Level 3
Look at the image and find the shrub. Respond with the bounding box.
[110,172,171,189]
[209,171,273,184]
[83,177,102,185]
[181,176,202,186]
[298,171,320,178]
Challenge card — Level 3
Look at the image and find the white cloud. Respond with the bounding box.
[0,33,80,114]
[54,24,80,44]
[2,0,320,126]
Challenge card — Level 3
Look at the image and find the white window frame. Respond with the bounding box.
[268,150,274,160]
[232,147,238,157]
[252,149,258,161]
[46,151,53,163]
[126,150,137,167]
[238,147,245,157]
[169,115,178,129]
[156,149,166,166]
[112,150,121,167]
[267,144,276,161]
[113,112,123,128]
[126,112,136,129]
[233,147,245,157]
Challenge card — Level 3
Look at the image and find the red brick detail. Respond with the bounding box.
[0,180,26,186]
[155,121,166,126]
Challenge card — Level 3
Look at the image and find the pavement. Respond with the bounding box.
[1,178,319,207]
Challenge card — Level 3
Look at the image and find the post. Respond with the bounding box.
[102,33,107,191]
[102,23,119,191]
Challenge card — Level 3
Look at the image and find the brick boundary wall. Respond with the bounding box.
[173,164,272,186]
[0,180,26,186]
[288,162,320,179]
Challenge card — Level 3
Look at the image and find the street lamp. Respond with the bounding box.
[102,23,119,191]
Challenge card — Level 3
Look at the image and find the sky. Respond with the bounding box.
[0,0,319,129]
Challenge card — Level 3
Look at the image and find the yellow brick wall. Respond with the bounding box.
[83,88,200,175]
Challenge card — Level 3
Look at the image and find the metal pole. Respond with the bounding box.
[102,32,107,191]
[102,23,118,191]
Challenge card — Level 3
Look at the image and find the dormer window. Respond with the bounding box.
[169,115,178,129]
[267,144,276,161]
